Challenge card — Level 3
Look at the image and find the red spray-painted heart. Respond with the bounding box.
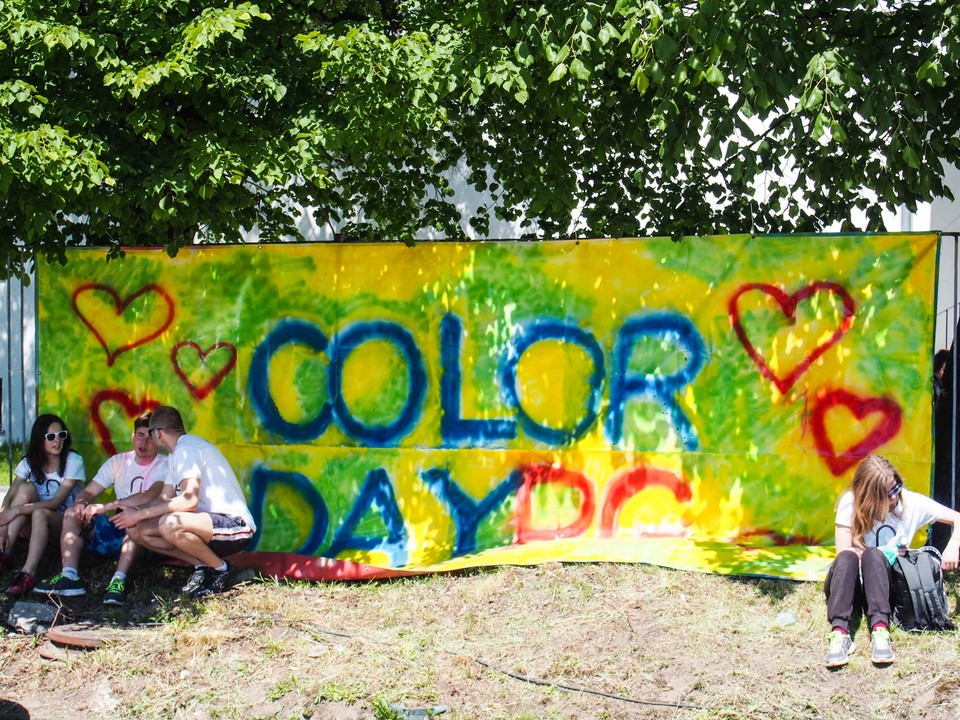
[90,389,160,456]
[72,283,175,366]
[729,281,856,394]
[808,388,903,476]
[171,341,238,400]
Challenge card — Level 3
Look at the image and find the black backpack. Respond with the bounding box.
[889,547,955,631]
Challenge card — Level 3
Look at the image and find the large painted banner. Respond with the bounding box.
[37,234,938,580]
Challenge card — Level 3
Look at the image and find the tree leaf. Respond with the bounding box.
[569,58,590,80]
[548,62,568,83]
[703,65,723,86]
[633,68,649,94]
[903,146,921,169]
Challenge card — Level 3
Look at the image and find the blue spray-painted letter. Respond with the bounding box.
[421,467,523,556]
[248,467,329,555]
[606,314,706,449]
[327,468,409,566]
[500,320,605,445]
[249,319,331,441]
[440,313,516,446]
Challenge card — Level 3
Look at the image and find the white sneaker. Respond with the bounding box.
[825,630,855,667]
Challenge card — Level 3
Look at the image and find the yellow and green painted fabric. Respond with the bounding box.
[37,234,939,580]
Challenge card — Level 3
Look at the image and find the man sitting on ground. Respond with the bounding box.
[112,405,256,598]
[35,412,168,605]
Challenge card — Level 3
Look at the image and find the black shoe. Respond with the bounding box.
[191,564,233,598]
[181,566,210,595]
[102,577,126,606]
[35,572,86,597]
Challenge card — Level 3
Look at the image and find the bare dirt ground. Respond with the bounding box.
[1,557,959,720]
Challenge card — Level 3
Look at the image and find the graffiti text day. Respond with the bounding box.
[249,461,692,562]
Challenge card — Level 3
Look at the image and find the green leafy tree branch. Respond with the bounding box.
[1,0,958,278]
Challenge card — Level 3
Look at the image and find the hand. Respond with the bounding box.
[0,507,18,527]
[83,503,108,522]
[942,543,960,572]
[110,507,143,530]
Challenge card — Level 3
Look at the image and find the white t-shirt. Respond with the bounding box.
[165,434,256,530]
[90,451,168,500]
[13,451,86,509]
[835,488,947,547]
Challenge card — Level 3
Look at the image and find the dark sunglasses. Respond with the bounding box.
[44,430,68,442]
[887,478,903,499]
[148,427,163,438]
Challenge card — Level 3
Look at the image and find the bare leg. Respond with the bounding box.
[158,512,223,568]
[24,509,62,576]
[60,511,85,572]
[115,535,142,575]
[3,483,39,553]
[127,517,204,567]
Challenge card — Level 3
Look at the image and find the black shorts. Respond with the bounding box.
[207,513,254,558]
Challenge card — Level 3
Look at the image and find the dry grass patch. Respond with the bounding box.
[1,561,960,719]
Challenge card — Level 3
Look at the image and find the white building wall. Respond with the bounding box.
[0,274,38,444]
[930,162,960,350]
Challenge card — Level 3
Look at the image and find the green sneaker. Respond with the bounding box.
[103,577,126,606]
[34,572,86,597]
[825,630,855,668]
[871,627,895,664]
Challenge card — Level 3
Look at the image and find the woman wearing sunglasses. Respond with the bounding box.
[824,454,960,669]
[0,414,86,597]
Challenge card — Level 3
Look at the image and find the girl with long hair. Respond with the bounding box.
[0,414,86,597]
[825,454,960,668]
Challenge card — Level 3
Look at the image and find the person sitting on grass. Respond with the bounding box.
[34,412,168,606]
[0,414,85,598]
[824,454,960,668]
[111,406,256,599]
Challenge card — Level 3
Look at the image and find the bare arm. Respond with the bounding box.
[111,478,200,529]
[0,476,27,549]
[87,481,164,518]
[67,481,108,523]
[113,481,165,511]
[0,476,25,515]
[934,507,960,571]
[6,478,78,518]
[834,524,860,556]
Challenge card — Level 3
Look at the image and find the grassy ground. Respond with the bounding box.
[1,442,17,485]
[1,552,959,720]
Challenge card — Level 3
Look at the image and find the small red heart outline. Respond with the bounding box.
[728,281,856,394]
[72,283,175,366]
[808,388,903,476]
[90,389,160,456]
[171,341,238,400]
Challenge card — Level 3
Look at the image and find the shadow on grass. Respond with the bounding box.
[279,562,508,594]
[731,575,806,603]
[0,548,213,628]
